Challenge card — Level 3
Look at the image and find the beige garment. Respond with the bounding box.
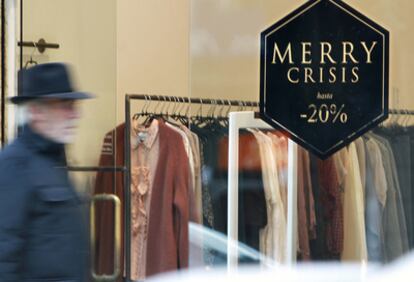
[250,130,273,258]
[334,148,348,188]
[341,143,368,262]
[180,125,203,223]
[355,138,367,200]
[166,122,194,179]
[250,129,286,263]
[166,123,199,223]
[179,125,197,189]
[130,119,160,281]
[267,133,296,254]
[190,131,202,223]
[267,133,288,217]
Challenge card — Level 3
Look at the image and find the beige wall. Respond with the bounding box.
[116,0,190,122]
[346,0,414,110]
[20,0,191,167]
[191,0,414,110]
[22,0,117,168]
[18,0,414,168]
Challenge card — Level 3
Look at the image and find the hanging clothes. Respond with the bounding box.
[369,133,409,262]
[309,153,330,260]
[364,135,387,262]
[215,130,267,255]
[317,153,343,257]
[94,119,191,281]
[130,119,160,281]
[191,122,226,231]
[374,126,413,250]
[165,122,200,224]
[355,138,367,198]
[179,124,203,224]
[340,143,368,262]
[250,129,286,263]
[268,133,288,216]
[308,150,344,261]
[296,147,315,260]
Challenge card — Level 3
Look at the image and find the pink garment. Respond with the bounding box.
[130,119,159,281]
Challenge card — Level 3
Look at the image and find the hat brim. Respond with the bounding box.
[9,91,94,104]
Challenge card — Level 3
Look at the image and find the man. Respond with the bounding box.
[0,63,92,281]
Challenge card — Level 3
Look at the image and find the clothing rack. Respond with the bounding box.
[123,95,414,279]
[63,96,414,280]
[124,94,258,281]
[125,94,259,107]
[65,166,126,172]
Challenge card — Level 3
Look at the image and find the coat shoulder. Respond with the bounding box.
[0,138,28,158]
[0,139,31,176]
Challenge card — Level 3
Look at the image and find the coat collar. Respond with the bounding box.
[131,119,159,150]
[20,124,66,163]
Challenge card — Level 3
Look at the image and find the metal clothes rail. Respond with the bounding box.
[389,109,414,115]
[125,94,259,107]
[65,166,126,172]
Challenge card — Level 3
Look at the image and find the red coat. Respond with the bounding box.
[94,120,190,280]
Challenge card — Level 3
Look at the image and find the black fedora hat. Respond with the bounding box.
[10,62,93,104]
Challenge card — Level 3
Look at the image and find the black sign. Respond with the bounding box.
[259,0,389,159]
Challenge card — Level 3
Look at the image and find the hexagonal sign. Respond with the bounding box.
[260,0,389,159]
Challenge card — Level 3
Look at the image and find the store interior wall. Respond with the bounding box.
[22,0,117,169]
[20,0,116,193]
[116,0,190,122]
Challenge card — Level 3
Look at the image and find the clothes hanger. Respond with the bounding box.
[396,110,403,127]
[170,96,179,121]
[403,109,410,127]
[217,99,227,127]
[191,99,204,127]
[176,97,190,126]
[392,89,401,126]
[206,100,219,129]
[182,97,191,127]
[406,110,413,127]
[24,42,39,69]
[165,96,182,128]
[223,99,232,127]
[132,95,149,121]
[143,95,162,126]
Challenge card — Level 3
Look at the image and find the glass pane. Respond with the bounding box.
[191,0,414,269]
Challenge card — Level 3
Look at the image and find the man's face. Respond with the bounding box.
[29,99,81,144]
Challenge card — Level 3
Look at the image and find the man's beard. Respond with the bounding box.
[46,119,79,144]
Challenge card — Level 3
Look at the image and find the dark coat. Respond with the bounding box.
[0,126,88,282]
